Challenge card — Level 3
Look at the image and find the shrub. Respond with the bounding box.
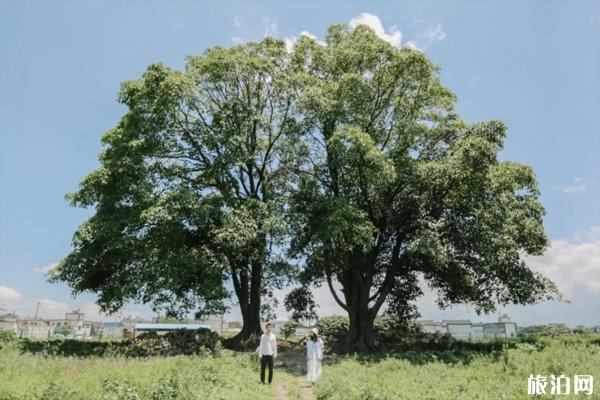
[315,316,349,339]
[19,328,222,358]
[122,328,222,356]
[0,330,19,350]
[315,315,422,343]
[280,320,299,339]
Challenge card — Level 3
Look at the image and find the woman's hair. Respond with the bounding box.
[309,331,318,342]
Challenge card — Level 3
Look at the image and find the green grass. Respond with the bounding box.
[2,334,600,399]
[314,335,600,399]
[0,348,271,400]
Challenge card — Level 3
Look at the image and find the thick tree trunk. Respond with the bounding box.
[346,286,379,352]
[225,261,263,350]
[227,296,262,349]
[338,264,382,353]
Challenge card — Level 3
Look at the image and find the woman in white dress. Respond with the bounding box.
[306,328,324,383]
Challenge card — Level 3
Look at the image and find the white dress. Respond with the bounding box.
[306,338,324,382]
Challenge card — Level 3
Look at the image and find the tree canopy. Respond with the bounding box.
[51,37,302,345]
[51,22,561,352]
[284,24,561,350]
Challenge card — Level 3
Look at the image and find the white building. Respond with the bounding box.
[443,320,473,340]
[470,323,485,339]
[417,314,517,340]
[483,314,517,338]
[0,313,19,334]
[100,322,124,338]
[17,318,53,339]
[46,318,71,335]
[63,310,92,339]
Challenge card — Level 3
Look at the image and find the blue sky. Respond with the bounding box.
[0,1,599,326]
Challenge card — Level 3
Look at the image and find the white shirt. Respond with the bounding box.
[258,332,277,357]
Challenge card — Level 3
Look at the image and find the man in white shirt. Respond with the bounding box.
[256,322,277,384]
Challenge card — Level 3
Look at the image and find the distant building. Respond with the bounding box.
[46,318,70,336]
[418,320,447,335]
[483,314,517,338]
[470,323,485,340]
[443,320,473,340]
[100,322,124,338]
[417,314,517,340]
[417,320,436,333]
[133,323,211,337]
[197,315,227,334]
[65,310,85,322]
[17,318,52,339]
[0,313,19,334]
[63,310,92,339]
[122,316,151,338]
[498,313,511,323]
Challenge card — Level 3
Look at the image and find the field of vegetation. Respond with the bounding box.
[2,329,600,399]
[315,334,600,400]
[0,349,272,399]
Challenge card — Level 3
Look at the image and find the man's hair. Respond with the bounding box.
[265,322,272,327]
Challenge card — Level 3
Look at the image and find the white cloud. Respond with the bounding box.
[415,226,600,326]
[0,286,22,301]
[37,298,70,318]
[347,14,446,51]
[284,31,324,53]
[591,15,600,23]
[349,13,402,47]
[230,12,445,53]
[33,261,58,274]
[525,226,600,297]
[404,23,447,51]
[555,177,586,195]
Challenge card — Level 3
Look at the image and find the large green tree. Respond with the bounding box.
[285,24,561,351]
[52,23,561,353]
[51,38,302,345]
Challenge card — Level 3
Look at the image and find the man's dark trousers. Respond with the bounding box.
[260,355,274,383]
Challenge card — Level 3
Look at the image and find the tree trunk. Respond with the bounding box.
[227,297,262,349]
[225,261,263,350]
[346,289,379,352]
[341,266,381,353]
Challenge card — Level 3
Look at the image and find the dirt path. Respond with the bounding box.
[271,351,316,400]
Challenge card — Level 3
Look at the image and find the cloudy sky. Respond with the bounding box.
[1,1,599,327]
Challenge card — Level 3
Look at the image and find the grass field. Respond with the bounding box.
[315,335,600,400]
[0,348,271,400]
[1,334,599,399]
